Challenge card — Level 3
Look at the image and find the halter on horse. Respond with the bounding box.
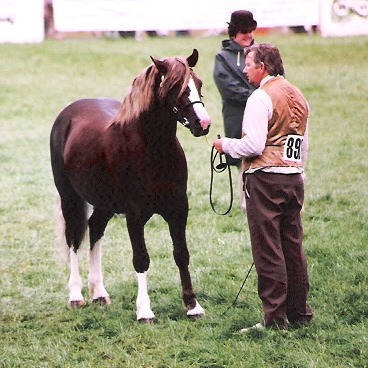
[50,49,210,321]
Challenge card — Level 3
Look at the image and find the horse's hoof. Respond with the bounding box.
[68,300,86,309]
[92,296,111,305]
[137,318,154,324]
[186,301,205,319]
[187,312,204,320]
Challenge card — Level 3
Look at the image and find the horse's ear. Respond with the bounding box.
[187,49,199,68]
[151,56,168,75]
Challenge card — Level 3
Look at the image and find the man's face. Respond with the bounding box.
[233,30,254,48]
[244,51,263,87]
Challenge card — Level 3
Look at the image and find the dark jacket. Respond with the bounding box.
[213,39,256,165]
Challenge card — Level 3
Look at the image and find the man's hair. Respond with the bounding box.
[245,43,284,76]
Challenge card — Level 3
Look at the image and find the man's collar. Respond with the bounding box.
[260,75,283,87]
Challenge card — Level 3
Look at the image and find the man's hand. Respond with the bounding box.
[213,138,224,154]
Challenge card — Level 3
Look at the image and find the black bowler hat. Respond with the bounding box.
[227,10,257,33]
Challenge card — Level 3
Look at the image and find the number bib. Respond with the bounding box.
[283,135,303,162]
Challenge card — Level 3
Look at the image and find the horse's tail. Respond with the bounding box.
[54,193,69,263]
[53,193,92,263]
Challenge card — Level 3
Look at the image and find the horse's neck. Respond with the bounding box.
[144,107,178,150]
[149,102,178,137]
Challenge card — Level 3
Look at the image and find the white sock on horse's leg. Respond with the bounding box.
[68,248,85,307]
[136,272,155,320]
[88,239,110,303]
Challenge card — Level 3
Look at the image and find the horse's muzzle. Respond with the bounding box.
[191,100,211,137]
[191,120,210,137]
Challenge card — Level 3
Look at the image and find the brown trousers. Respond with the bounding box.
[244,170,312,329]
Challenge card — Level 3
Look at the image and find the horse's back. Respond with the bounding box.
[53,98,120,130]
[51,98,120,155]
[65,98,121,118]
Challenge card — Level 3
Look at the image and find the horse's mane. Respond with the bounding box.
[113,57,191,125]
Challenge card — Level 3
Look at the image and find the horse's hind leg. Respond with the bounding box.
[87,208,113,305]
[57,191,88,308]
[68,247,85,308]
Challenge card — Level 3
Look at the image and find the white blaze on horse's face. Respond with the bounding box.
[188,77,211,131]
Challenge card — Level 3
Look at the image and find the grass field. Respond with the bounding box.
[0,33,368,367]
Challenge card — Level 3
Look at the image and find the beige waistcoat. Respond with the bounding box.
[243,76,308,171]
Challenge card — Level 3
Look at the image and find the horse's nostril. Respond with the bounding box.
[200,118,211,131]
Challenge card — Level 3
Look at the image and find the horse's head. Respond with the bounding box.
[151,49,211,137]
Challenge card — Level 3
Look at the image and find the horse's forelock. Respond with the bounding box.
[113,57,190,126]
[158,57,190,99]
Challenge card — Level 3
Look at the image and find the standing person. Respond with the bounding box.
[44,0,63,39]
[213,10,258,213]
[213,44,313,332]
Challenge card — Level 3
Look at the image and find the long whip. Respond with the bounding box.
[220,262,254,316]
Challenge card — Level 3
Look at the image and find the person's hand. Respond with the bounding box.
[213,139,224,153]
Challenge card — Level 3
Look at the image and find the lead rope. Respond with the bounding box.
[205,135,254,315]
[206,135,233,216]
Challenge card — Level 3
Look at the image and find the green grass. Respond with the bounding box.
[1,33,368,367]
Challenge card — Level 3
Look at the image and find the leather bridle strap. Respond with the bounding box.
[172,100,204,127]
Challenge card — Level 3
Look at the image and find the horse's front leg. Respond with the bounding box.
[168,216,205,318]
[126,214,155,322]
[136,271,155,322]
[68,248,85,308]
[88,238,111,305]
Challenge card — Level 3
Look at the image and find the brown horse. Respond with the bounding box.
[50,49,210,321]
